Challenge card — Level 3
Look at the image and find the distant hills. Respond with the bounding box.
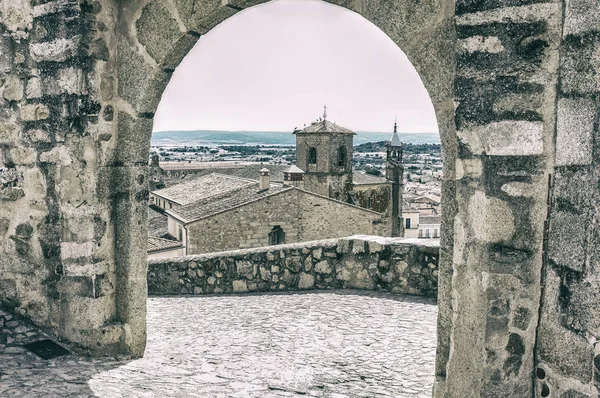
[152,130,440,147]
[355,141,441,153]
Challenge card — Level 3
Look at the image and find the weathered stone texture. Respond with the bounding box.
[148,236,440,298]
[2,2,596,397]
[185,188,388,254]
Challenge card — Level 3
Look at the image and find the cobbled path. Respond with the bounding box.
[0,291,437,397]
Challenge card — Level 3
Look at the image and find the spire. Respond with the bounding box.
[323,105,327,121]
[390,119,402,147]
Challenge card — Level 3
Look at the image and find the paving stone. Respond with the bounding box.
[0,290,437,397]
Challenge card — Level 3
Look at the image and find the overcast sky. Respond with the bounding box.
[153,0,437,133]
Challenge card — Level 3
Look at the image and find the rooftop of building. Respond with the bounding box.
[152,173,257,206]
[166,184,293,224]
[295,119,354,134]
[147,237,182,253]
[158,161,260,171]
[352,171,390,185]
[294,109,354,135]
[387,121,403,147]
[285,165,305,174]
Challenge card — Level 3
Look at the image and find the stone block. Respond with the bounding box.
[173,0,229,32]
[116,39,171,114]
[564,0,600,36]
[20,104,49,121]
[0,123,21,145]
[459,35,505,54]
[555,98,594,166]
[9,147,36,165]
[0,0,33,32]
[24,129,50,143]
[114,113,153,165]
[61,241,93,260]
[26,77,42,99]
[235,260,254,279]
[39,145,72,165]
[548,211,587,272]
[457,121,544,156]
[368,240,383,253]
[136,2,183,64]
[3,76,23,102]
[538,317,593,384]
[297,273,314,289]
[56,276,94,297]
[30,37,79,62]
[468,191,515,243]
[32,0,78,17]
[45,67,84,95]
[315,260,332,274]
[560,37,600,95]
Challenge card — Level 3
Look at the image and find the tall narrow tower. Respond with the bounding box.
[386,120,404,237]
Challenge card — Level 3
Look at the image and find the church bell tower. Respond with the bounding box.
[386,120,404,237]
[293,107,355,202]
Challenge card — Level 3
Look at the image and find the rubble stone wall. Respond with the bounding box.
[148,236,440,298]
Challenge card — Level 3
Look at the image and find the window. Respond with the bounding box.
[308,147,317,164]
[338,146,347,167]
[425,229,430,238]
[405,218,411,229]
[178,225,183,241]
[367,198,371,209]
[169,203,172,209]
[433,228,438,238]
[418,229,423,238]
[268,226,285,245]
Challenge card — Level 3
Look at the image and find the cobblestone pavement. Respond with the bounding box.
[0,291,437,397]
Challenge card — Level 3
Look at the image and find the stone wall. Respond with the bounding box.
[148,236,440,298]
[534,3,600,398]
[0,0,145,356]
[186,188,388,254]
[354,183,392,214]
[436,1,579,397]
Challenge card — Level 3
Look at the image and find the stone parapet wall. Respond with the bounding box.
[148,236,439,298]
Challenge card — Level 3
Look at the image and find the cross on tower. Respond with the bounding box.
[323,105,327,121]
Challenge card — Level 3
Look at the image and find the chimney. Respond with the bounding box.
[259,168,270,190]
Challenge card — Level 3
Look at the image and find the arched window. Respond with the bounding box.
[308,147,317,164]
[338,146,347,167]
[268,226,286,245]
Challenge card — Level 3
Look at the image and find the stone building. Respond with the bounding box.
[157,170,389,255]
[293,108,355,202]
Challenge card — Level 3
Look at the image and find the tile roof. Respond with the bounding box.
[159,161,257,171]
[352,171,389,185]
[222,164,290,182]
[152,173,256,205]
[285,165,305,174]
[148,207,168,237]
[147,237,182,253]
[295,119,354,134]
[166,185,294,224]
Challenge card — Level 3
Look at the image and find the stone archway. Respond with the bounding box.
[114,0,457,380]
[113,0,457,368]
[1,0,596,397]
